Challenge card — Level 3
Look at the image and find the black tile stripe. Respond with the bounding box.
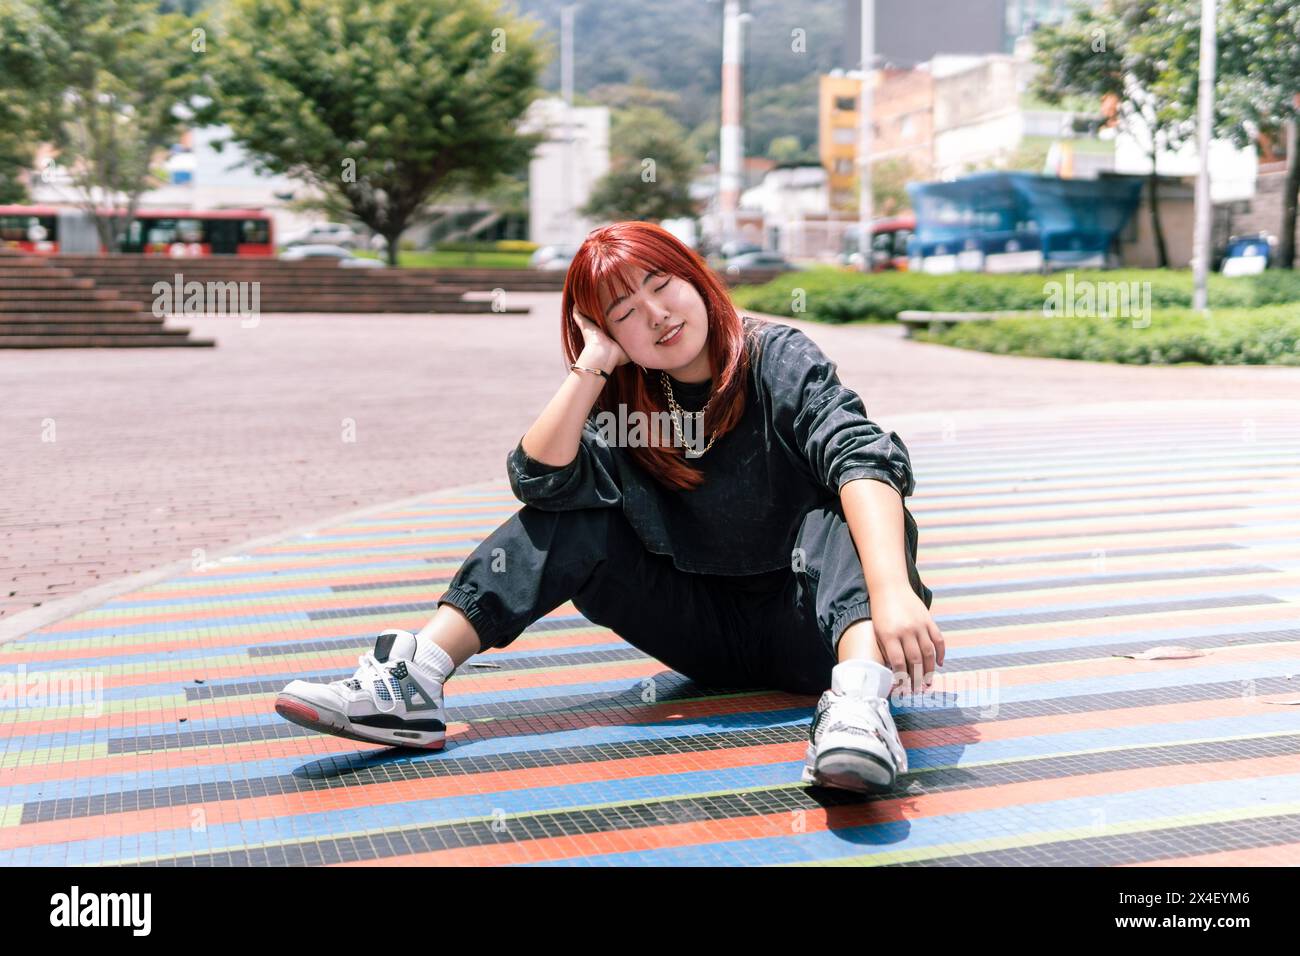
[247,638,625,667]
[117,733,1300,867]
[917,504,1260,531]
[937,626,1300,673]
[888,812,1300,867]
[923,522,1238,549]
[307,601,440,621]
[922,486,1276,513]
[331,577,453,592]
[915,465,1298,498]
[187,666,717,709]
[935,564,1279,598]
[922,542,1245,571]
[939,594,1285,631]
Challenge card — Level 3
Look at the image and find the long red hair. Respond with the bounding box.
[560,221,755,492]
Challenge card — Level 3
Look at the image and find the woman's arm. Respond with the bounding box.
[840,476,945,692]
[520,312,628,467]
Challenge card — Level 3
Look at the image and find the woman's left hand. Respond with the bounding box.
[869,588,944,694]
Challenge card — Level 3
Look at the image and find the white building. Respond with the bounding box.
[1111,130,1257,204]
[739,165,856,260]
[29,124,324,241]
[522,97,610,248]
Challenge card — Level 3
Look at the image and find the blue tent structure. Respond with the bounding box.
[905,172,1144,271]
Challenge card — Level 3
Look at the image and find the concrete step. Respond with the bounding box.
[0,288,122,301]
[0,322,181,335]
[0,276,94,289]
[0,310,161,322]
[0,299,143,312]
[0,313,163,324]
[0,332,214,348]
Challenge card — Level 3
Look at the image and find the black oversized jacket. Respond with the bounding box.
[506,315,918,577]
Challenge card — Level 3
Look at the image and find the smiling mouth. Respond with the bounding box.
[656,323,684,345]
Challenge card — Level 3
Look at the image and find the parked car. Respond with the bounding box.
[280,222,359,249]
[279,244,386,267]
[1219,233,1273,276]
[717,239,762,260]
[530,244,577,270]
[723,251,800,275]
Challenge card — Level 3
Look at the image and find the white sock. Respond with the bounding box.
[831,658,896,699]
[413,635,456,682]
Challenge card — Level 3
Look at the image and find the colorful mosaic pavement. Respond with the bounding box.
[3,402,1299,866]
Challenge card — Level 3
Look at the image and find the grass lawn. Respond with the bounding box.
[352,250,536,269]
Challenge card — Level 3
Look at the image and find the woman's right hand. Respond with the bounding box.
[573,311,631,373]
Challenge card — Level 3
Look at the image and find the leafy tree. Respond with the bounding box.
[1154,0,1300,267]
[767,135,805,164]
[581,105,699,223]
[0,0,202,247]
[0,0,61,202]
[839,157,922,216]
[1033,0,1196,267]
[198,0,546,265]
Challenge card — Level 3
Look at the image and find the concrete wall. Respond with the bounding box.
[523,98,610,248]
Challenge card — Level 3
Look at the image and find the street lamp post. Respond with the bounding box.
[857,0,874,274]
[719,0,744,249]
[1192,0,1216,312]
[561,4,577,249]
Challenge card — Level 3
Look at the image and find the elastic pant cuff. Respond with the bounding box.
[436,586,500,654]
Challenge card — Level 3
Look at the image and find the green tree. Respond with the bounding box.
[0,0,202,247]
[581,105,699,223]
[1033,0,1196,267]
[0,0,61,202]
[1154,0,1300,268]
[198,0,546,265]
[766,132,822,170]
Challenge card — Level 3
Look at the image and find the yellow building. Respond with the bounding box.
[818,70,936,212]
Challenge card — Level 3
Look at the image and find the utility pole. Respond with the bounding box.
[1192,0,1216,312]
[561,4,577,248]
[719,0,744,249]
[857,0,874,273]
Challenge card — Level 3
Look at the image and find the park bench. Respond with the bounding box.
[897,309,1042,338]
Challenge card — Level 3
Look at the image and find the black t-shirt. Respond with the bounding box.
[507,315,917,578]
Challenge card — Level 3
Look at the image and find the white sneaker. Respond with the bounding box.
[800,660,908,794]
[274,629,449,749]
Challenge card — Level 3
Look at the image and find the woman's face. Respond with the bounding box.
[598,265,711,381]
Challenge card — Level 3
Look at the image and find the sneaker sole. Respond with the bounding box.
[801,745,896,794]
[274,693,445,750]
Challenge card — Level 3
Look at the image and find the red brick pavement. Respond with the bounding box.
[2,292,1298,627]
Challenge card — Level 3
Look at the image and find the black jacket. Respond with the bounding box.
[506,315,918,576]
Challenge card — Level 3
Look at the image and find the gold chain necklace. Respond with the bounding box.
[660,370,719,458]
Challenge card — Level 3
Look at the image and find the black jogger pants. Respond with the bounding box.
[435,499,932,696]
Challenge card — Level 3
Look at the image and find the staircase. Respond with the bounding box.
[0,249,214,348]
[55,255,539,313]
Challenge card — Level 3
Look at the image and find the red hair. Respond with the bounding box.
[560,221,754,492]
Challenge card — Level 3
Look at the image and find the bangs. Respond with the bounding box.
[573,250,663,329]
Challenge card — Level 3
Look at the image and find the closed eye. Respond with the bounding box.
[615,273,671,322]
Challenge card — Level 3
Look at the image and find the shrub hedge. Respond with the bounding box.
[911,306,1300,365]
[730,268,1300,324]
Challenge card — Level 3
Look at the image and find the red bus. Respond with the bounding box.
[840,213,915,271]
[0,205,274,256]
